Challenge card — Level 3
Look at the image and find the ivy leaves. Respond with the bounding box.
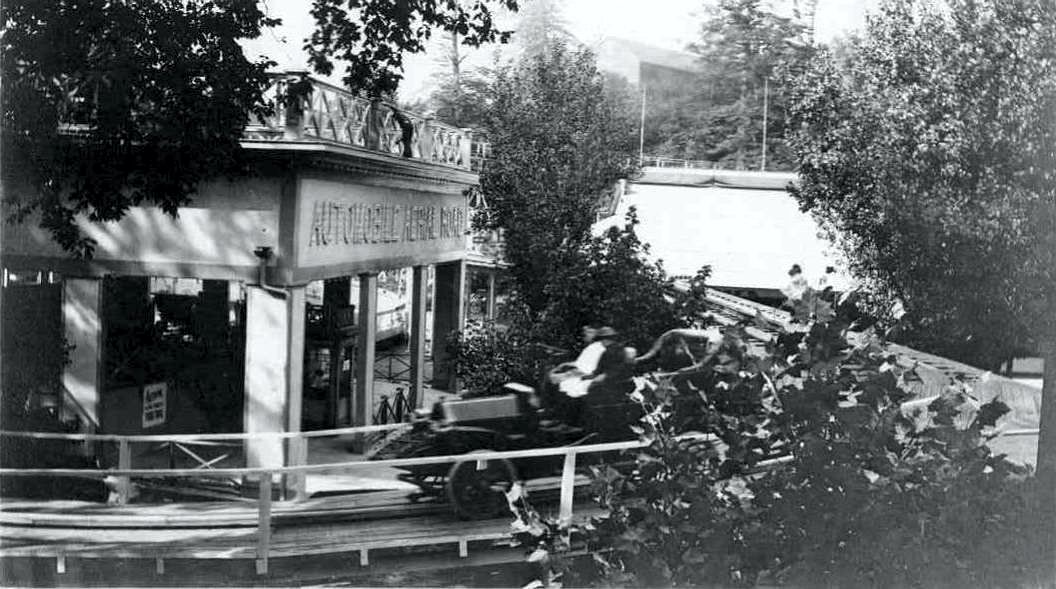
[566,295,1033,587]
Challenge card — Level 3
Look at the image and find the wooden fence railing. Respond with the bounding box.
[0,428,721,574]
[0,420,1037,574]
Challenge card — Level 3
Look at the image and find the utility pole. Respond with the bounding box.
[761,78,769,172]
[638,84,647,165]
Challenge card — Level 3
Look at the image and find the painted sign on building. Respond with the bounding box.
[297,175,468,270]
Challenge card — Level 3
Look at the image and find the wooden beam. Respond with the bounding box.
[115,439,131,505]
[286,437,308,501]
[256,474,272,575]
[559,451,577,529]
[486,271,496,321]
[430,261,465,390]
[284,286,306,444]
[354,273,378,428]
[409,265,428,408]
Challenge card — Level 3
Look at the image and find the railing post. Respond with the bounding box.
[459,129,473,169]
[282,71,308,141]
[420,119,436,164]
[286,437,308,501]
[256,473,273,575]
[559,449,576,530]
[115,439,131,505]
[364,99,384,151]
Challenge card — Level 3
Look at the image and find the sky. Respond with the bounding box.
[246,0,875,101]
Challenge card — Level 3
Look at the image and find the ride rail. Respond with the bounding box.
[671,280,1043,439]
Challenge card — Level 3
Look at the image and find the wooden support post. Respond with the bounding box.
[256,473,272,575]
[116,439,131,505]
[410,265,428,408]
[431,261,465,390]
[354,274,378,432]
[286,437,308,501]
[559,450,577,528]
[56,554,66,574]
[155,557,165,575]
[486,271,496,321]
[458,539,468,558]
[62,277,104,443]
[324,278,352,427]
[244,286,305,471]
[359,548,369,567]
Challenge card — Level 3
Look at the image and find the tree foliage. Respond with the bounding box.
[784,0,1056,569]
[784,0,1056,370]
[513,296,1044,587]
[307,0,518,97]
[451,212,692,393]
[533,209,680,352]
[421,30,494,129]
[4,0,518,255]
[2,0,278,256]
[511,0,571,61]
[644,0,814,169]
[478,43,641,315]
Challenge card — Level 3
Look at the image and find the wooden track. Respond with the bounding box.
[0,474,589,529]
[0,500,602,562]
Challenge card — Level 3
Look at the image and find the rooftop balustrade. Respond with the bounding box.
[57,72,488,172]
[244,73,483,170]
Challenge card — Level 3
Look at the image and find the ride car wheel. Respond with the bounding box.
[446,455,517,520]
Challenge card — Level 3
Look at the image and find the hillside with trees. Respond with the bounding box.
[641,0,815,170]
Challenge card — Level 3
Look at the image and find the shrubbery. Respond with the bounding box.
[512,295,1046,587]
[451,209,699,395]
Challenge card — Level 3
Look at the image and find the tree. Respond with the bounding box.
[534,209,681,352]
[478,43,640,317]
[645,0,813,169]
[307,0,518,97]
[783,0,1056,567]
[3,0,517,256]
[512,0,570,60]
[422,30,494,129]
[2,0,278,256]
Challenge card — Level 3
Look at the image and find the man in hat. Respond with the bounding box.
[585,327,634,400]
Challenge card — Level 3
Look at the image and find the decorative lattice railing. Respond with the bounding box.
[244,73,483,171]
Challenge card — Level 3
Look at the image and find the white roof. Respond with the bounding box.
[594,172,850,291]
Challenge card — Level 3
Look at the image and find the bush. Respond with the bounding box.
[449,306,570,397]
[533,209,683,353]
[452,211,707,396]
[512,295,1046,587]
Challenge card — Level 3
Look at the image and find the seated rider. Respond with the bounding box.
[546,326,635,430]
[581,327,638,439]
[549,325,604,398]
[584,327,636,402]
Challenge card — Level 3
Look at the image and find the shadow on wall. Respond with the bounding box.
[4,177,281,278]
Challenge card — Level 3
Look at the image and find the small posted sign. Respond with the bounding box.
[142,382,167,429]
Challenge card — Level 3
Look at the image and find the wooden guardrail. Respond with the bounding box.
[2,414,1037,575]
[0,428,720,575]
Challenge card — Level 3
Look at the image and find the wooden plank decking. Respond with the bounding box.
[0,503,602,562]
